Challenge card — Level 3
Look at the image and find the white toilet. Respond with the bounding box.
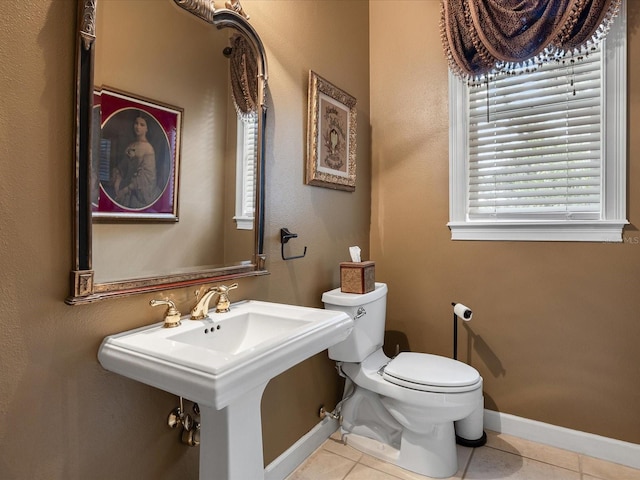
[322,282,486,478]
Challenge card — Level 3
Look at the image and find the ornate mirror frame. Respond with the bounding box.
[67,0,268,305]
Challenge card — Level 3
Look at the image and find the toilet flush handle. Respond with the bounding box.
[354,307,366,320]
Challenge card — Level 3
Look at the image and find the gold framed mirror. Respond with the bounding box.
[67,0,268,305]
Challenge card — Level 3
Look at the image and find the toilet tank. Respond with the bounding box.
[322,282,388,362]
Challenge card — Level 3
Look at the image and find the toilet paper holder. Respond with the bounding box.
[451,302,472,360]
[280,228,307,260]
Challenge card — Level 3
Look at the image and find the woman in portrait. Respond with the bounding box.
[111,112,161,209]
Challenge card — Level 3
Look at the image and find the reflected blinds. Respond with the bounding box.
[242,114,257,218]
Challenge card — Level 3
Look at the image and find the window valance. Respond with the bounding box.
[440,0,622,80]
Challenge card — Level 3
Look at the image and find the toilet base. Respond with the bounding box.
[341,426,461,479]
[398,422,458,478]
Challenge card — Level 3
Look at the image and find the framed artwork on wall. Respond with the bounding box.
[306,71,357,191]
[92,88,183,222]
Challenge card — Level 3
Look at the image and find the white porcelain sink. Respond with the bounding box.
[98,300,352,480]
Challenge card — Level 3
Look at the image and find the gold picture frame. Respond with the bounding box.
[306,71,357,191]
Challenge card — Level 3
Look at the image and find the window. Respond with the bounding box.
[234,112,258,230]
[448,6,627,242]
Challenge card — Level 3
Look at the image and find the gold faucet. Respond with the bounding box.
[190,283,239,319]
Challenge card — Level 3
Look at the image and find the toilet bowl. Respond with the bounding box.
[322,283,486,478]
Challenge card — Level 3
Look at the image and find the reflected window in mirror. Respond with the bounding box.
[227,33,260,232]
[234,112,257,230]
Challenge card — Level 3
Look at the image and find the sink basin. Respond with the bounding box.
[98,300,353,409]
[168,313,308,355]
[98,299,353,480]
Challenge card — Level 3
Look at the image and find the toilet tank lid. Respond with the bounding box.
[322,282,388,306]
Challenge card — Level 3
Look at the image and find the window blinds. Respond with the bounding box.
[467,48,602,220]
[242,114,257,218]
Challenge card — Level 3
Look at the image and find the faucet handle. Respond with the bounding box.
[217,283,238,294]
[213,283,238,313]
[150,299,182,328]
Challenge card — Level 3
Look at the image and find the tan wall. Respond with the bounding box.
[247,0,371,463]
[370,0,640,444]
[0,1,369,478]
[2,0,638,478]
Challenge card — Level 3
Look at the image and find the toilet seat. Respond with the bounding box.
[382,352,481,393]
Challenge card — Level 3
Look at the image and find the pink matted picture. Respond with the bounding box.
[91,88,182,222]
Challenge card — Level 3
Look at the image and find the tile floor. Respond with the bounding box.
[286,430,640,480]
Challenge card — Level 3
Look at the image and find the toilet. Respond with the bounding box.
[322,282,486,478]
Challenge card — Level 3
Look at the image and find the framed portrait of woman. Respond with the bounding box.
[92,88,183,222]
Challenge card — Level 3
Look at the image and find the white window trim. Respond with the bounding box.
[448,1,628,242]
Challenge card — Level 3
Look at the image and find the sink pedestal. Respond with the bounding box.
[97,301,353,479]
[200,382,268,480]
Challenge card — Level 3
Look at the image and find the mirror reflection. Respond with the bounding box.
[67,0,267,304]
[93,0,253,283]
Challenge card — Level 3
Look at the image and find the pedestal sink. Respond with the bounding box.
[98,300,352,480]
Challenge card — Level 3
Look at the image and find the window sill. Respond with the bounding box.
[234,216,254,231]
[447,220,629,242]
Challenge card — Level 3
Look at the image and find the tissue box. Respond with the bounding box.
[340,261,375,294]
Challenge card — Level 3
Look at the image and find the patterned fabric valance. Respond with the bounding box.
[440,0,622,81]
[229,34,258,119]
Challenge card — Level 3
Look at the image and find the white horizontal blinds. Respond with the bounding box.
[242,113,257,217]
[467,49,603,220]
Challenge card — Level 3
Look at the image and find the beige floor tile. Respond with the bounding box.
[285,449,356,480]
[484,430,580,472]
[358,445,473,480]
[288,431,639,480]
[344,463,404,480]
[580,455,640,480]
[322,436,364,462]
[465,445,580,479]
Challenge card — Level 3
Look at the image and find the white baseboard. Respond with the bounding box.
[264,417,338,480]
[484,409,640,470]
